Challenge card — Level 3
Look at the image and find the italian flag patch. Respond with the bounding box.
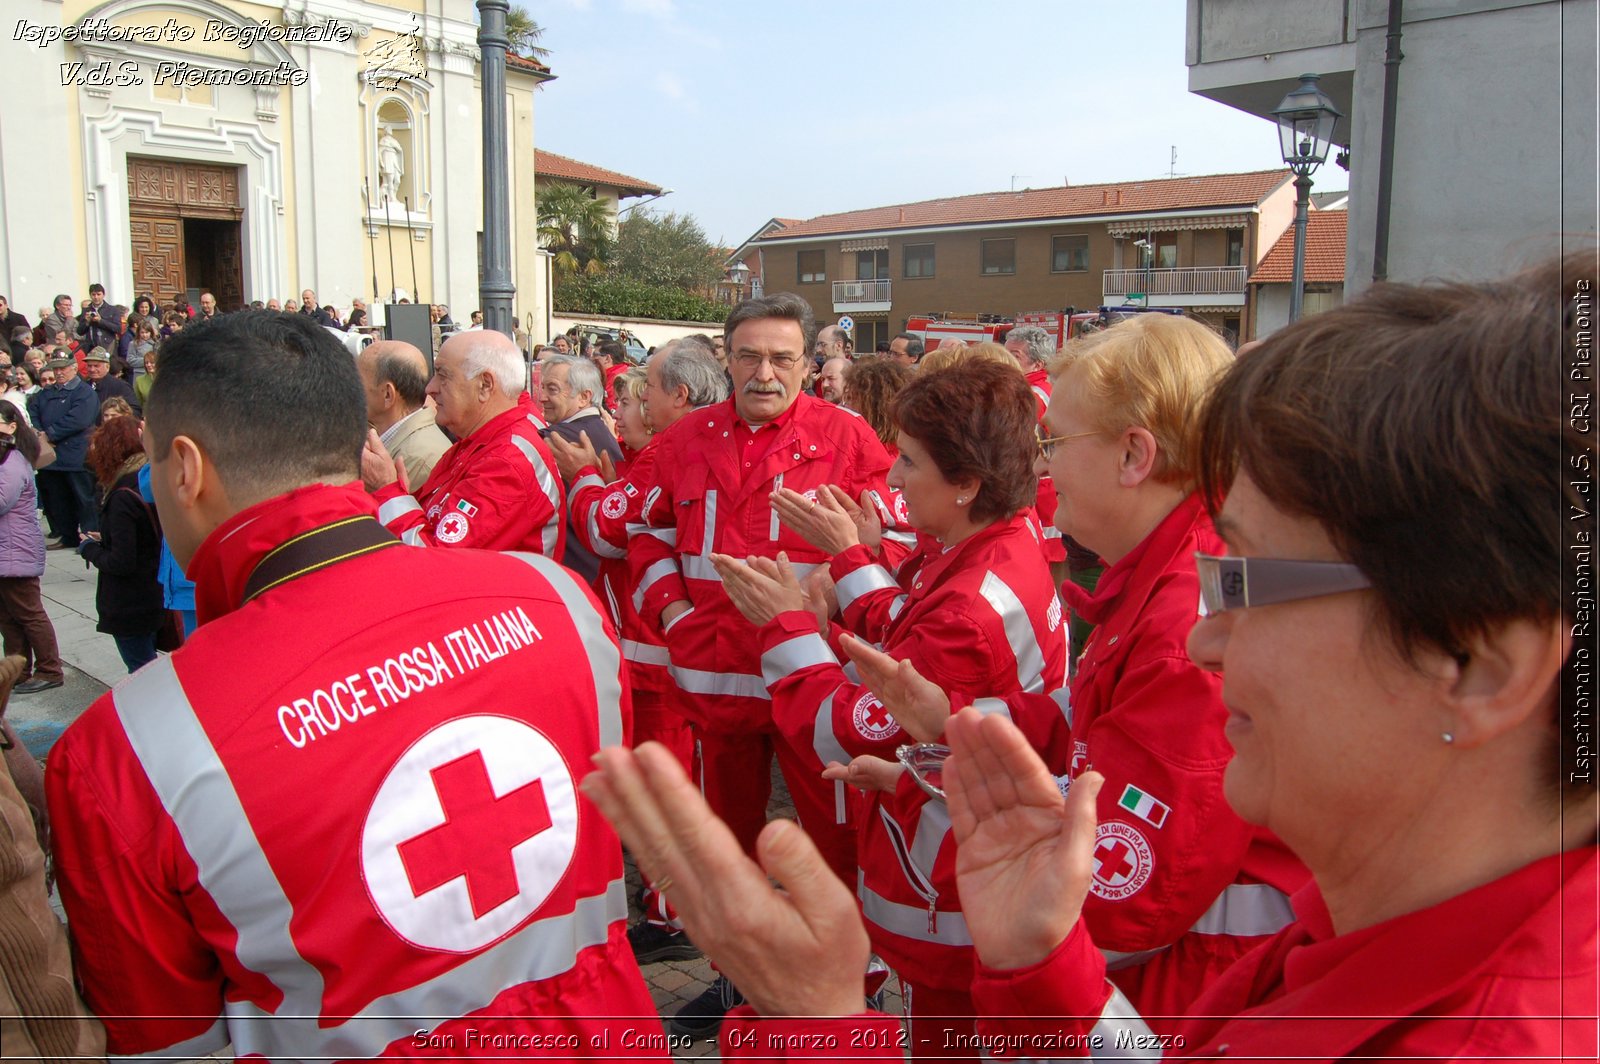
[455,499,479,518]
[1117,784,1170,829]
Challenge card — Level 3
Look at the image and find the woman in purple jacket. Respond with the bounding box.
[0,405,64,693]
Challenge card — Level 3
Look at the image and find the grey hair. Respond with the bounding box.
[658,338,730,407]
[1005,325,1055,365]
[455,331,527,398]
[724,292,816,354]
[374,347,429,408]
[546,354,605,407]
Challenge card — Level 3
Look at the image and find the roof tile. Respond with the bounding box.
[535,150,662,197]
[758,170,1292,240]
[1248,210,1347,284]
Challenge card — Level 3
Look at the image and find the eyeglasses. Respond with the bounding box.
[897,742,951,801]
[1035,424,1099,458]
[1194,552,1371,617]
[733,352,804,372]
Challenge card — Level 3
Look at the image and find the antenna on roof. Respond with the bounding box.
[1010,174,1032,191]
[1165,147,1186,179]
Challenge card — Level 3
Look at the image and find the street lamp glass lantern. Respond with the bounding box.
[1272,74,1343,174]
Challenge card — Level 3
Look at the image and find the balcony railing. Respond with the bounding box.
[832,279,892,306]
[1102,266,1247,298]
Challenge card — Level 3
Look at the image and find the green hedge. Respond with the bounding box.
[554,276,730,324]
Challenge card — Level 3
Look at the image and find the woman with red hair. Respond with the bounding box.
[79,416,163,671]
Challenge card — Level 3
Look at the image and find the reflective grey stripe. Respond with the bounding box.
[113,1016,227,1059]
[679,552,817,584]
[1041,524,1063,540]
[910,799,951,874]
[572,472,606,495]
[508,551,624,748]
[882,529,917,547]
[400,526,426,546]
[668,664,767,700]
[1051,687,1073,730]
[510,434,563,556]
[761,632,837,687]
[633,558,681,611]
[1086,985,1161,1060]
[1102,945,1168,971]
[377,495,422,526]
[978,571,1047,694]
[887,595,908,620]
[622,639,670,667]
[629,523,678,547]
[114,657,326,1019]
[224,881,626,1060]
[1031,384,1051,407]
[702,488,718,557]
[584,501,626,559]
[1190,883,1295,938]
[770,472,783,540]
[858,876,970,947]
[812,691,849,766]
[835,563,900,613]
[661,605,694,633]
[971,696,1013,719]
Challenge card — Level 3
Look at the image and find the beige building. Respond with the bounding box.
[1,0,553,326]
[733,170,1297,349]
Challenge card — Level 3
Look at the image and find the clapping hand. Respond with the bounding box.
[582,743,871,1018]
[945,707,1103,970]
[839,633,952,743]
[709,552,807,627]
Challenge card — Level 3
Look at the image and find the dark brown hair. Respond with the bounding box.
[893,360,1037,523]
[86,414,145,487]
[843,358,911,446]
[1197,253,1596,798]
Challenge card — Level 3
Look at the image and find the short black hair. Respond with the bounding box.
[146,311,366,498]
[596,340,628,364]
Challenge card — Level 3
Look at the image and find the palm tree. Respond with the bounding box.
[505,6,549,59]
[537,182,613,280]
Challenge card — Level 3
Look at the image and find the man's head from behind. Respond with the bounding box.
[356,340,430,432]
[427,330,525,438]
[644,337,727,432]
[144,312,367,567]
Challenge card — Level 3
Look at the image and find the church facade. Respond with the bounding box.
[2,0,552,328]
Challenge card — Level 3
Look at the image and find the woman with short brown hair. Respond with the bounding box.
[79,416,163,672]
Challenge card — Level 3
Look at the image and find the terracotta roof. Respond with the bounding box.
[534,150,662,197]
[1248,210,1347,284]
[757,170,1291,240]
[505,52,551,75]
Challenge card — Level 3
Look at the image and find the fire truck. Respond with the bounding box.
[906,306,1185,352]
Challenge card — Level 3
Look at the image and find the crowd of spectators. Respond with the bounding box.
[0,258,1591,1062]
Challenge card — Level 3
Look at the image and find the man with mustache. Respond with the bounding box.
[625,293,896,1036]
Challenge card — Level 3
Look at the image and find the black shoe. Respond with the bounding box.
[628,921,701,964]
[14,677,64,694]
[670,974,744,1038]
[45,539,74,551]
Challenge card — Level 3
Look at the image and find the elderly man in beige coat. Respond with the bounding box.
[355,340,450,489]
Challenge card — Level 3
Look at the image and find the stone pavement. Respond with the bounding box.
[11,521,907,1060]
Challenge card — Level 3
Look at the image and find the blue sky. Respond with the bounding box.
[531,0,1330,247]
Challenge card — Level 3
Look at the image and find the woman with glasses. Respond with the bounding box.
[585,256,1596,1062]
[711,359,1067,1059]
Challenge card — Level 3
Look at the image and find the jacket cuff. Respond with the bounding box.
[972,918,1109,1042]
[759,610,823,652]
[372,481,405,504]
[828,542,878,582]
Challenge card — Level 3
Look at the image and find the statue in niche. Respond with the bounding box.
[377,127,405,204]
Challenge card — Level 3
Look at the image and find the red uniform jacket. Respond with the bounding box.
[46,483,659,1061]
[760,514,1068,992]
[1025,366,1067,565]
[375,395,566,557]
[568,444,668,698]
[979,495,1308,1018]
[626,393,894,734]
[967,845,1599,1062]
[720,849,1598,1063]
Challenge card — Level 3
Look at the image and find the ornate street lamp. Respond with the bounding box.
[1272,74,1343,322]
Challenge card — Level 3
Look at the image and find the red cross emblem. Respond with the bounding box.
[398,752,554,918]
[362,715,579,952]
[851,692,901,742]
[1088,821,1153,901]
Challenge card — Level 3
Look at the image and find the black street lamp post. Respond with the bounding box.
[477,0,515,338]
[1272,74,1343,323]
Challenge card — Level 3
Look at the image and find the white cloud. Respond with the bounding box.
[655,72,686,101]
[623,0,675,16]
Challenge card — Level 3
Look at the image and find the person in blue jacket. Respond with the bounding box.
[137,462,197,638]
